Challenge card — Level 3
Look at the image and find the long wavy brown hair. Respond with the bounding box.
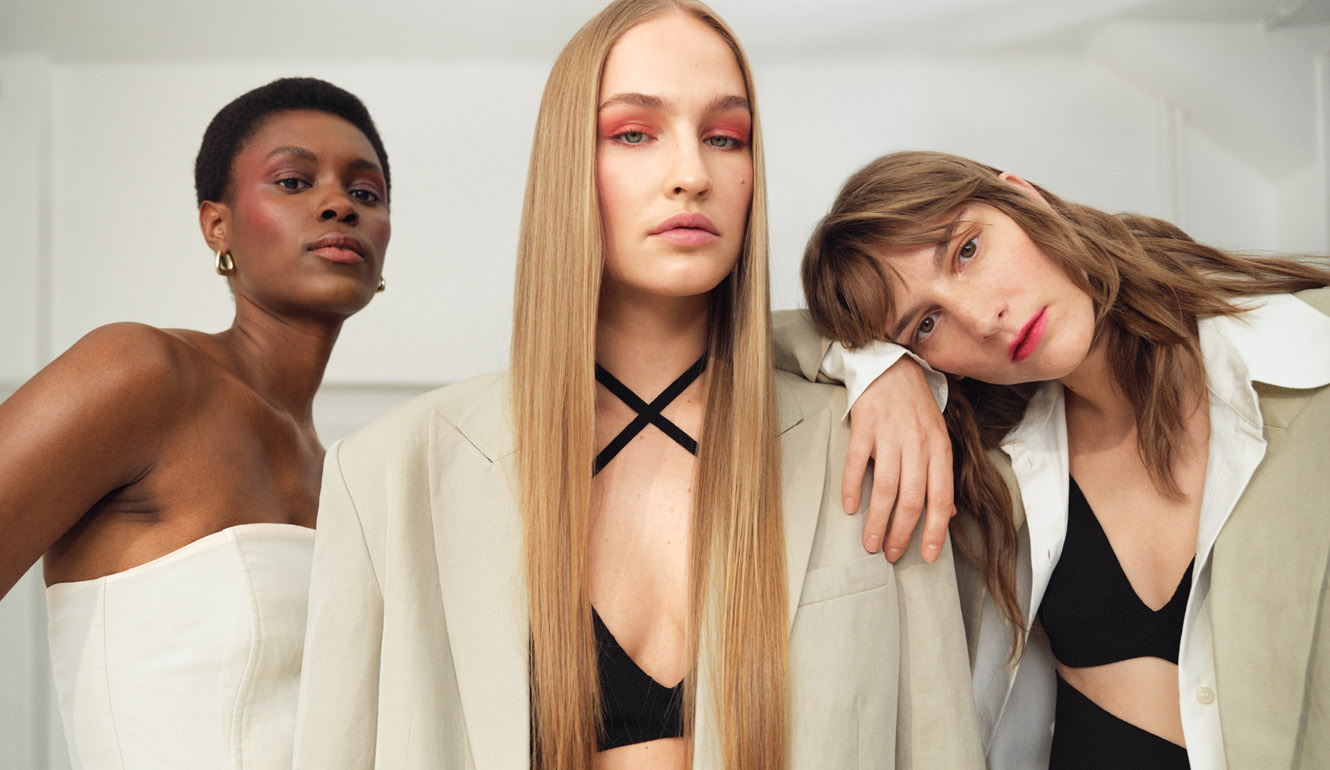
[802,150,1330,653]
[511,1,787,767]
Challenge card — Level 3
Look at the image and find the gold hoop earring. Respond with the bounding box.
[376,275,386,293]
[215,251,235,276]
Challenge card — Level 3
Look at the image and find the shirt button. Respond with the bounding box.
[1195,686,1215,705]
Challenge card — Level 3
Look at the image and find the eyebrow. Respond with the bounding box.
[266,146,384,176]
[887,240,950,343]
[267,145,318,162]
[597,92,751,115]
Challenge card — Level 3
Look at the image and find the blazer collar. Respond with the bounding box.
[1200,292,1330,428]
[430,374,822,769]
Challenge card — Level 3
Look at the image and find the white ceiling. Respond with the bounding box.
[4,0,1326,63]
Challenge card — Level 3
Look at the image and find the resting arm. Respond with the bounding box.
[771,309,953,562]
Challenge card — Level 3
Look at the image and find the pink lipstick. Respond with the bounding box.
[1010,308,1048,363]
[650,213,719,246]
[308,233,366,264]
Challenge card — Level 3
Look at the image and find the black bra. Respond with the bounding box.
[594,607,684,750]
[1038,476,1194,668]
[590,356,704,750]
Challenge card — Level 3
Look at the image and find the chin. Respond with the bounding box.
[307,289,377,318]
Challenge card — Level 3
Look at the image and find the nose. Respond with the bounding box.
[318,191,358,225]
[953,291,1004,339]
[666,137,710,199]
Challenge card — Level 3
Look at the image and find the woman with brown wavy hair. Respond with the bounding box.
[802,150,1330,770]
[295,6,982,770]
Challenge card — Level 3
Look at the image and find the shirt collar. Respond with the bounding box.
[1001,381,1061,452]
[1002,291,1330,447]
[1200,292,1330,426]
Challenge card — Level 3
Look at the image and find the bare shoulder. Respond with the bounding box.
[0,322,220,450]
[0,324,211,593]
[57,322,192,384]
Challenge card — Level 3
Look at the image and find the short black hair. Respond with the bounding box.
[194,77,390,205]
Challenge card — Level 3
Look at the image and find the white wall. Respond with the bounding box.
[45,61,547,387]
[1,19,1327,769]
[27,47,1324,392]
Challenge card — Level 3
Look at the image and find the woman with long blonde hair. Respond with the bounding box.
[295,7,981,770]
[801,150,1330,769]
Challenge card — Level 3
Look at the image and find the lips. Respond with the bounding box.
[650,212,719,246]
[308,233,366,264]
[1009,307,1048,363]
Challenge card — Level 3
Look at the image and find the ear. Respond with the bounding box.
[199,200,231,253]
[998,171,1050,207]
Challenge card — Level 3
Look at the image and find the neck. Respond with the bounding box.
[596,286,711,395]
[1058,335,1135,436]
[217,301,344,424]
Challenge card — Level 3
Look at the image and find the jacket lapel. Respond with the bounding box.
[691,379,828,766]
[1209,384,1330,766]
[429,386,530,770]
[777,382,830,630]
[427,377,832,768]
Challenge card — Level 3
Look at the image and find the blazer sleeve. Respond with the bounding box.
[892,525,986,769]
[293,439,385,770]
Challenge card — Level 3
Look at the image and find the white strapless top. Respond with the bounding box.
[46,523,316,770]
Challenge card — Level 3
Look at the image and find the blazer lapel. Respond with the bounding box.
[1209,385,1330,766]
[777,384,830,630]
[429,395,530,770]
[426,377,831,767]
[691,380,828,766]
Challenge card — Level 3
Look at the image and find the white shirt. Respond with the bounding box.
[828,293,1330,769]
[821,342,948,417]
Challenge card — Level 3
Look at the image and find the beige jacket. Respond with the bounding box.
[293,368,983,769]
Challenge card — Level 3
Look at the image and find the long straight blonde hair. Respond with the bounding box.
[510,1,787,768]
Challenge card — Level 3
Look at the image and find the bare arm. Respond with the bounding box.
[0,324,177,597]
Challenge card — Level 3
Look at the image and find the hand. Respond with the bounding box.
[842,356,955,562]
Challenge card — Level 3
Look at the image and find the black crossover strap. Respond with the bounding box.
[593,354,706,475]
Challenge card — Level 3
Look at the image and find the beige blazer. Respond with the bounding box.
[293,368,983,769]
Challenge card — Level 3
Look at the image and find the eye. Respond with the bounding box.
[704,134,744,150]
[957,236,978,267]
[915,312,939,343]
[614,130,649,145]
[350,188,380,204]
[276,177,310,191]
